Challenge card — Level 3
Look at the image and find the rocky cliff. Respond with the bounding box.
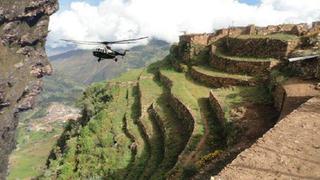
[0,0,58,178]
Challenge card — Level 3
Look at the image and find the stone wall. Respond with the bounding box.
[225,37,299,59]
[287,58,320,79]
[210,50,279,76]
[158,71,194,133]
[208,91,225,124]
[179,33,213,46]
[189,67,253,88]
[176,22,320,64]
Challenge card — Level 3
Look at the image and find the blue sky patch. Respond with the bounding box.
[239,0,261,6]
[59,0,101,10]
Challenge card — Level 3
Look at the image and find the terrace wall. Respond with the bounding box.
[210,47,279,75]
[158,71,194,133]
[287,58,320,79]
[224,37,299,59]
[189,67,253,88]
[208,91,225,124]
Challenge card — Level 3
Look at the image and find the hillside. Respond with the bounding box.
[43,23,320,179]
[8,39,170,179]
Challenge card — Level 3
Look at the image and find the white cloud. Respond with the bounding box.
[47,0,320,49]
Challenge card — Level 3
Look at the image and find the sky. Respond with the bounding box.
[47,0,320,49]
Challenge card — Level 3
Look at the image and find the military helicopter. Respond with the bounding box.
[61,36,148,62]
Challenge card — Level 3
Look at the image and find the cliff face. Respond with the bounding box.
[0,0,58,178]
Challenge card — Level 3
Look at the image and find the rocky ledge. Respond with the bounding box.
[0,0,58,178]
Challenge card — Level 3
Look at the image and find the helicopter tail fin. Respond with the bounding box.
[123,50,129,56]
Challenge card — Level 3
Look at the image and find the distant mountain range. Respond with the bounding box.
[49,38,170,84]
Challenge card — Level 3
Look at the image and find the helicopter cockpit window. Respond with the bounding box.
[106,48,113,53]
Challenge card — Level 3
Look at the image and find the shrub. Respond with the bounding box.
[196,150,223,168]
[181,164,198,179]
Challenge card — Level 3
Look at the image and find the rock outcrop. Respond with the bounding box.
[0,0,58,178]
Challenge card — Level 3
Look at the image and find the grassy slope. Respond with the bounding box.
[43,70,150,179]
[145,65,195,179]
[137,70,164,179]
[160,68,210,165]
[8,132,61,179]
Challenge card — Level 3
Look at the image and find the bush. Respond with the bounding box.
[182,164,198,179]
[196,150,223,168]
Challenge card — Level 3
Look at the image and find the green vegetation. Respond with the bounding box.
[160,68,210,122]
[43,70,144,179]
[238,33,299,41]
[9,135,60,180]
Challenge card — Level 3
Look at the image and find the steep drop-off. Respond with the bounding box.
[0,0,58,178]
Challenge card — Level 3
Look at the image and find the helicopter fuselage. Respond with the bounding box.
[93,48,127,62]
[93,49,116,59]
[62,37,147,62]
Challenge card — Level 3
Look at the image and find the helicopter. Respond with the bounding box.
[61,36,148,62]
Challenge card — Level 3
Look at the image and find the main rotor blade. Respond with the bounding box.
[61,39,103,45]
[61,36,148,45]
[102,36,148,44]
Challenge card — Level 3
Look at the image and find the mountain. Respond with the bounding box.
[50,39,170,84]
[43,24,320,179]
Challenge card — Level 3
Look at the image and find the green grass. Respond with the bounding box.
[138,69,191,179]
[151,94,193,180]
[137,70,165,179]
[237,33,298,41]
[9,133,60,180]
[110,69,143,82]
[124,87,148,180]
[160,69,210,123]
[192,66,253,81]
